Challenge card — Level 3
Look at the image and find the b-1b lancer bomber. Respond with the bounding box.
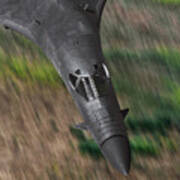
[0,0,131,175]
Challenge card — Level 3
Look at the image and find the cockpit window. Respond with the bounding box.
[93,63,110,78]
[69,73,78,89]
[102,64,110,78]
[93,63,110,96]
[69,63,110,101]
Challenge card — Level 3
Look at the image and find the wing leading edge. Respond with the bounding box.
[0,0,106,44]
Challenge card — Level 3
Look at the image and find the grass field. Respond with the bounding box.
[154,0,180,4]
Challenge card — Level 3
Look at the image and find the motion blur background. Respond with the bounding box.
[0,0,179,179]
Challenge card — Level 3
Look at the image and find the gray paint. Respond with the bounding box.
[0,0,131,175]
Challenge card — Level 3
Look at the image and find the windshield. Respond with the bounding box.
[69,63,110,101]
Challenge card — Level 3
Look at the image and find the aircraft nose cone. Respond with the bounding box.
[101,136,131,175]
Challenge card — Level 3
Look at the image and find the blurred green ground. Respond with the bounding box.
[0,0,179,179]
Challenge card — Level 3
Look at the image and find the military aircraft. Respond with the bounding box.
[0,0,131,175]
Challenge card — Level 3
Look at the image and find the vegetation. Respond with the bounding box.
[0,50,62,87]
[154,0,180,5]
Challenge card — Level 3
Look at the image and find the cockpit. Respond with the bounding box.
[69,63,110,101]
